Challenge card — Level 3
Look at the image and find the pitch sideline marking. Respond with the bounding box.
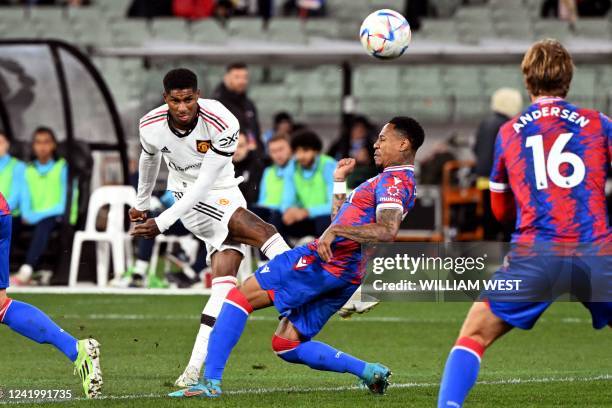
[0,374,609,404]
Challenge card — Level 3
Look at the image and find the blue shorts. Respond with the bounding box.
[485,249,612,330]
[254,245,359,339]
[0,215,11,290]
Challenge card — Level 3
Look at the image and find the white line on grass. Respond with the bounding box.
[48,313,593,325]
[1,374,609,405]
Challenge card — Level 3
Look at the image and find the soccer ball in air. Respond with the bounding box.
[360,9,412,59]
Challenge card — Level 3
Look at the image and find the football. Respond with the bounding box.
[359,9,412,59]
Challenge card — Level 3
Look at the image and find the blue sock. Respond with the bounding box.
[1,299,78,362]
[438,337,484,408]
[204,288,252,381]
[274,336,367,377]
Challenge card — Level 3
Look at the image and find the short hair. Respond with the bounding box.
[226,62,248,72]
[33,126,57,143]
[521,39,574,98]
[273,111,292,126]
[268,132,290,146]
[388,116,425,152]
[291,129,322,152]
[163,68,198,93]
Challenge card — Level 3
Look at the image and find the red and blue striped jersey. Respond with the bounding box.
[309,165,417,283]
[0,191,10,216]
[490,97,611,243]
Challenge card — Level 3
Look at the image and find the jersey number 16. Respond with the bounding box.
[525,132,586,190]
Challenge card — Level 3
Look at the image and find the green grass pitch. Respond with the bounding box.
[0,294,610,407]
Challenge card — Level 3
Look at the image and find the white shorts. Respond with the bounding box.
[173,187,246,262]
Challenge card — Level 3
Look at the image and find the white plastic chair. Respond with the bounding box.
[69,185,136,287]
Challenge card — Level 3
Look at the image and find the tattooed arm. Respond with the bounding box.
[317,208,403,262]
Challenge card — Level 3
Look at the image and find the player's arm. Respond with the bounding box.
[132,114,239,237]
[330,158,356,220]
[489,131,516,225]
[317,208,402,262]
[131,136,162,221]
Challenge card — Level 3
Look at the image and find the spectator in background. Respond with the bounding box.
[0,131,25,221]
[233,131,265,206]
[282,0,326,17]
[404,0,429,31]
[12,127,75,285]
[262,111,294,150]
[253,133,293,231]
[474,87,523,241]
[328,115,378,188]
[577,0,611,16]
[212,62,262,152]
[173,0,216,19]
[128,0,173,18]
[280,129,335,239]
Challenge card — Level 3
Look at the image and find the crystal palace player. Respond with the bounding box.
[0,192,102,398]
[169,117,424,398]
[438,39,611,407]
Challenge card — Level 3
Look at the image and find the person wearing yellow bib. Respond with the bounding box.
[250,133,293,232]
[0,131,26,243]
[280,130,336,239]
[12,127,69,285]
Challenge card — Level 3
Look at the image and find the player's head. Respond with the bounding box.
[268,133,292,167]
[374,116,424,168]
[32,126,58,162]
[232,131,250,163]
[273,111,293,134]
[163,68,201,128]
[291,129,322,168]
[521,39,574,99]
[224,62,249,95]
[0,130,9,157]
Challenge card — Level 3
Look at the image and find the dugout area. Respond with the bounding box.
[0,40,128,282]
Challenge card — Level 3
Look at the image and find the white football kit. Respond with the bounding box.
[135,98,246,259]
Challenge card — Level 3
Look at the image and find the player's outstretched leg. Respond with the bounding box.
[170,277,272,398]
[272,319,391,395]
[438,302,511,408]
[175,250,241,387]
[0,294,103,398]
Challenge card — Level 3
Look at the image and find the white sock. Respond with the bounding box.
[17,264,33,281]
[261,233,291,260]
[186,276,238,372]
[133,260,149,276]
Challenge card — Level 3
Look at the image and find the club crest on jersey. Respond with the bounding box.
[386,185,400,196]
[217,198,230,206]
[196,140,211,153]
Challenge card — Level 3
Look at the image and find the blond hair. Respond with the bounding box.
[491,88,523,118]
[521,39,574,98]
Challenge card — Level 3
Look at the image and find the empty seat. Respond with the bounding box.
[110,20,151,46]
[533,20,571,41]
[304,18,341,38]
[573,18,611,39]
[150,18,190,42]
[420,19,458,42]
[191,20,228,44]
[226,17,267,41]
[368,0,405,12]
[267,18,307,43]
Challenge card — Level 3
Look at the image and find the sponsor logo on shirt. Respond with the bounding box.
[168,161,201,172]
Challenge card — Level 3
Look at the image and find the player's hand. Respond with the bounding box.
[283,208,302,225]
[130,218,161,239]
[333,158,356,182]
[129,207,148,223]
[317,226,336,262]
